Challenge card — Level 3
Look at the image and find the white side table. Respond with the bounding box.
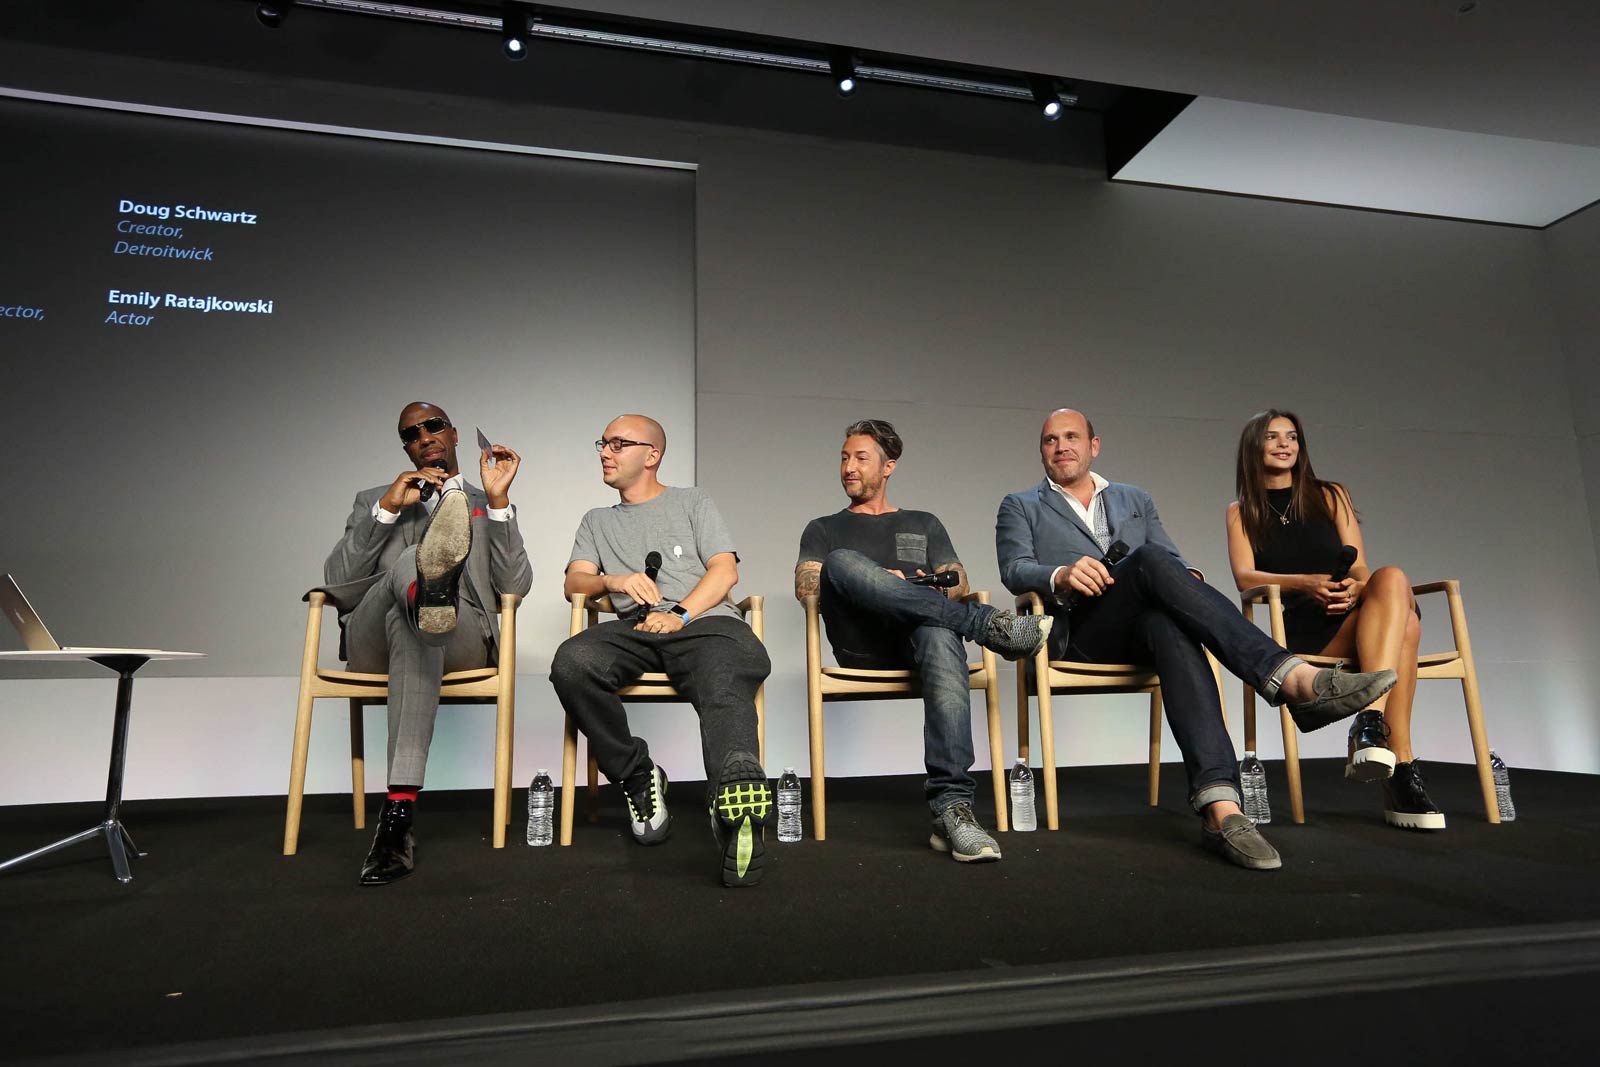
[0,649,204,883]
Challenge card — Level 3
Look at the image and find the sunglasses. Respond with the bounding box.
[399,416,452,444]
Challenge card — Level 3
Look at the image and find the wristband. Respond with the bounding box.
[669,604,691,624]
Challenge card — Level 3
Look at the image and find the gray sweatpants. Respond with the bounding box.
[548,616,769,794]
[344,544,493,788]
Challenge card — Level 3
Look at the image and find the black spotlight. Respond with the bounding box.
[255,0,292,28]
[501,3,530,61]
[828,48,858,97]
[1028,74,1063,121]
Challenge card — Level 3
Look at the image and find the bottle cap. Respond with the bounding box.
[536,768,548,776]
[783,766,796,773]
[1244,750,1255,757]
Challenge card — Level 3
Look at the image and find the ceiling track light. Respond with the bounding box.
[286,2,1092,117]
[1028,74,1065,120]
[255,0,293,28]
[501,3,530,60]
[828,48,857,97]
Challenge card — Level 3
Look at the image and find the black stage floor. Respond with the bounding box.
[3,758,1599,1064]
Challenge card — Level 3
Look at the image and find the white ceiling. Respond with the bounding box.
[561,0,1600,225]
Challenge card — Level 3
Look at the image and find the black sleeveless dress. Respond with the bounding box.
[1251,487,1347,654]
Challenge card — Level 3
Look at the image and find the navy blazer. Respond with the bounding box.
[995,477,1190,645]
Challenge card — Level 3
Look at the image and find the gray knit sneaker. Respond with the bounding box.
[979,609,1053,662]
[1201,813,1282,870]
[1285,665,1398,733]
[929,802,1001,863]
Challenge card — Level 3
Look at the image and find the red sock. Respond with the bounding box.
[387,788,419,802]
[407,580,417,605]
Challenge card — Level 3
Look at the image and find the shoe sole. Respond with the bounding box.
[714,755,771,887]
[1385,809,1447,830]
[1345,747,1397,783]
[1288,670,1398,732]
[929,833,1001,863]
[416,491,471,635]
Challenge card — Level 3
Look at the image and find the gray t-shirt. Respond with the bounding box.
[568,486,742,621]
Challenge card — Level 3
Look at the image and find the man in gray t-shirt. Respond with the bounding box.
[551,413,773,888]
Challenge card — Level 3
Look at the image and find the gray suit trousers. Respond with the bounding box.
[343,544,493,788]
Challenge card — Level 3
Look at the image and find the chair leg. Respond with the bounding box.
[1279,705,1306,824]
[492,692,512,849]
[1015,666,1031,764]
[1147,689,1162,807]
[1038,683,1060,831]
[559,714,577,846]
[283,687,316,856]
[1243,684,1258,754]
[586,754,601,823]
[349,699,366,831]
[982,666,1007,833]
[808,677,827,841]
[1461,673,1499,824]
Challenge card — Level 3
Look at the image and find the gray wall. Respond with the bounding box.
[694,133,1600,787]
[1545,203,1600,588]
[2,45,1596,806]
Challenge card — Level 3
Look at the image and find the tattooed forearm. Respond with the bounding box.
[795,560,823,601]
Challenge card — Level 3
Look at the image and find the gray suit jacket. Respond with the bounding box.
[321,481,533,653]
[995,477,1190,647]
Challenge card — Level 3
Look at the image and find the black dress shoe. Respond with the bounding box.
[359,799,416,885]
[415,488,471,635]
[1345,709,1397,783]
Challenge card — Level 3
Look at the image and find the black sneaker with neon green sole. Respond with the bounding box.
[710,751,771,888]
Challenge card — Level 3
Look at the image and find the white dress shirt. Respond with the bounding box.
[1047,471,1109,592]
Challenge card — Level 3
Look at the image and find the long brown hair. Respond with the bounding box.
[1234,409,1346,550]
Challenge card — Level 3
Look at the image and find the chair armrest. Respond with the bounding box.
[958,590,992,606]
[572,593,619,614]
[735,595,764,615]
[1238,584,1280,605]
[1410,580,1457,598]
[1014,590,1045,615]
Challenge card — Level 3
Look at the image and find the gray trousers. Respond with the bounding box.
[344,544,493,788]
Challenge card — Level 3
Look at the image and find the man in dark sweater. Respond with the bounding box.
[796,420,1050,862]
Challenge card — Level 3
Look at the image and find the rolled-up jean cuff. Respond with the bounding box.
[1260,653,1305,703]
[1191,782,1241,813]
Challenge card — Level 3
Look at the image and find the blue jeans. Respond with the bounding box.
[820,549,994,814]
[1062,543,1295,811]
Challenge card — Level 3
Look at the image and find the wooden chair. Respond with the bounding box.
[283,589,520,855]
[1014,591,1226,830]
[1239,580,1498,825]
[802,591,1007,841]
[558,593,766,846]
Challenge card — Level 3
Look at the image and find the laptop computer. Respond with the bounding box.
[1,574,170,656]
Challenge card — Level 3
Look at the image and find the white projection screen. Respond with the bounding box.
[0,96,695,801]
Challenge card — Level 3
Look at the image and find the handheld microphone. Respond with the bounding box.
[1067,540,1130,611]
[1329,545,1358,583]
[644,551,662,582]
[416,464,447,503]
[906,570,961,589]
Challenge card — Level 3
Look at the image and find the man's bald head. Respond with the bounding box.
[608,414,666,458]
[1042,408,1094,441]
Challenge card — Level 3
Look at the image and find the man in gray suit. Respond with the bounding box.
[324,401,532,885]
[996,409,1396,870]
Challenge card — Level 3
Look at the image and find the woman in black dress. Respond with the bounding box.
[1226,409,1443,830]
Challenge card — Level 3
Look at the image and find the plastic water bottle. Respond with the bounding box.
[777,767,803,842]
[526,769,554,846]
[1008,759,1037,832]
[1240,751,1271,825]
[1490,750,1516,822]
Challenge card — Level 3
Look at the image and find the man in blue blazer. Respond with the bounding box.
[996,409,1396,870]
